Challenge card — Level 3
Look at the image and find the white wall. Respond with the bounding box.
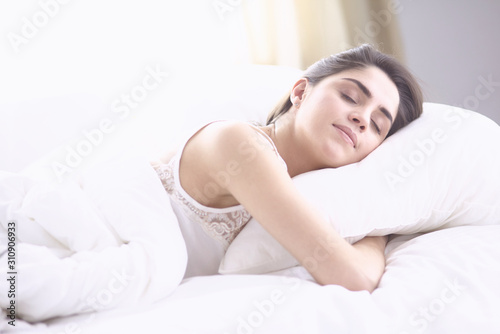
[396,0,500,124]
[0,0,250,173]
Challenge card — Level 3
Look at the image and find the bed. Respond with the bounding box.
[1,65,499,333]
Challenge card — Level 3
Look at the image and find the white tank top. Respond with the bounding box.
[151,120,286,277]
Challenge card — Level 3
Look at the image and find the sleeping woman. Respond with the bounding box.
[150,43,423,292]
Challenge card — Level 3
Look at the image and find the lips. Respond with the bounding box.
[333,124,357,148]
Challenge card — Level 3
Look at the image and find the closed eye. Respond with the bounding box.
[371,119,381,135]
[342,91,381,135]
[341,93,356,104]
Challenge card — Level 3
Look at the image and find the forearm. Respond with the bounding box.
[304,234,388,293]
[351,236,388,292]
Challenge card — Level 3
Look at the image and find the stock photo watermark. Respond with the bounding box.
[384,74,499,190]
[399,278,466,334]
[461,74,499,111]
[4,221,17,327]
[7,0,73,54]
[46,267,136,334]
[212,0,247,21]
[224,273,302,334]
[82,268,136,313]
[188,128,273,204]
[50,64,168,182]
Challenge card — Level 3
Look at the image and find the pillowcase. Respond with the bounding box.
[219,102,500,275]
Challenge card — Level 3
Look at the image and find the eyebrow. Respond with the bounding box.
[341,78,394,124]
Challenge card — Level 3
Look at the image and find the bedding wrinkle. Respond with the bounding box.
[0,156,188,322]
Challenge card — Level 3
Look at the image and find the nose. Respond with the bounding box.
[348,111,369,132]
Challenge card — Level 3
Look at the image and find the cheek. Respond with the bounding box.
[361,138,383,158]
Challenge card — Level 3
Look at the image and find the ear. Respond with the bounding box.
[289,78,309,106]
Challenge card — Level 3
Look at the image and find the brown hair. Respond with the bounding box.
[266,44,423,137]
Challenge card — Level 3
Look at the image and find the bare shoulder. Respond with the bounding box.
[178,120,286,207]
[190,120,283,175]
[201,120,273,150]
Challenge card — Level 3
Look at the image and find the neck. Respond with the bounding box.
[266,115,320,178]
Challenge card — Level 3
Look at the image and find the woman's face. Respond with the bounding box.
[292,66,400,168]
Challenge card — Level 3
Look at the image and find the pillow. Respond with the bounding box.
[219,102,500,275]
[267,225,500,333]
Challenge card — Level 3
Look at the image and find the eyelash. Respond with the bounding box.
[371,120,381,135]
[341,93,382,135]
[341,93,356,104]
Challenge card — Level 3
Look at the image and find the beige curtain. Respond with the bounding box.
[242,0,405,69]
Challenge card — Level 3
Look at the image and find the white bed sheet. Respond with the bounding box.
[3,225,499,334]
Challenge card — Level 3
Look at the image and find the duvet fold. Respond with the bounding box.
[0,155,187,322]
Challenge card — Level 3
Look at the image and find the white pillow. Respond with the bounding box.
[219,103,500,274]
[268,225,500,332]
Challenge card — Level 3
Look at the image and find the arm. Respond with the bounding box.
[202,122,387,292]
[351,235,388,291]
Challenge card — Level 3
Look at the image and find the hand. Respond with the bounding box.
[351,236,389,292]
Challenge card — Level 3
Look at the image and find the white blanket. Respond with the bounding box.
[0,155,187,322]
[3,225,499,333]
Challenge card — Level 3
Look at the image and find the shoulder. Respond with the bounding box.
[201,120,268,144]
[187,120,286,187]
[196,120,278,162]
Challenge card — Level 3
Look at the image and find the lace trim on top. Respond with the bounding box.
[153,124,286,250]
[152,121,285,250]
[153,157,252,250]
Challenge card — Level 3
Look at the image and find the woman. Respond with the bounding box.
[151,44,423,292]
